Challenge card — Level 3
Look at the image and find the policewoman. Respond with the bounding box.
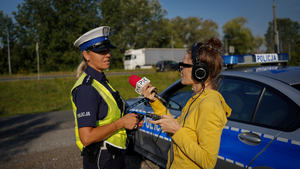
[71,26,140,169]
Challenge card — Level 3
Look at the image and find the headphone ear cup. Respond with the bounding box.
[192,62,209,82]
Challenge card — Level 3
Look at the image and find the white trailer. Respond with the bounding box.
[124,48,186,70]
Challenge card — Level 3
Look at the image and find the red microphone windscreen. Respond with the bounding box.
[129,75,142,88]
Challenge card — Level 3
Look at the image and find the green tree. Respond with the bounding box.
[196,19,219,43]
[265,18,300,53]
[99,0,169,69]
[0,10,16,74]
[167,16,219,49]
[50,0,101,71]
[13,0,55,73]
[163,16,187,48]
[292,34,300,65]
[222,17,262,55]
[252,35,265,53]
[11,0,101,73]
[174,17,202,48]
[265,18,300,65]
[1,0,228,72]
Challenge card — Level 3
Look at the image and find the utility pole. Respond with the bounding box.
[273,0,279,53]
[7,29,11,75]
[162,35,176,49]
[36,23,41,80]
[171,35,174,49]
[36,42,40,81]
[225,39,228,55]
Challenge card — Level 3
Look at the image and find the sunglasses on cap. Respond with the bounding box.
[87,48,111,55]
[178,62,193,72]
[85,40,116,53]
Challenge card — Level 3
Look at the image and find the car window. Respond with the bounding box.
[125,55,131,60]
[166,85,193,110]
[291,83,300,91]
[171,61,178,65]
[218,78,263,122]
[219,77,299,130]
[253,88,298,129]
[156,61,162,66]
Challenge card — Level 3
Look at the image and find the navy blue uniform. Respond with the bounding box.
[72,66,125,169]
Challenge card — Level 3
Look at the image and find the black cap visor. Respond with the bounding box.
[85,40,116,52]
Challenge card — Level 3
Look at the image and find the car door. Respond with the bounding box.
[217,76,300,169]
[131,81,193,168]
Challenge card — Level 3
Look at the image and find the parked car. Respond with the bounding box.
[155,60,179,72]
[126,53,300,169]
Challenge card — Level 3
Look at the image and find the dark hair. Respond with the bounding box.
[190,38,223,89]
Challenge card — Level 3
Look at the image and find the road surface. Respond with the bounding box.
[0,110,161,169]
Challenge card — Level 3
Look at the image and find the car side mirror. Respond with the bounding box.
[168,99,182,110]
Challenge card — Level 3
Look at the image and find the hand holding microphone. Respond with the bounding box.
[142,83,158,102]
[129,75,164,102]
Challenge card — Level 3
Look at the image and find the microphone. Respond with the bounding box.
[128,75,163,101]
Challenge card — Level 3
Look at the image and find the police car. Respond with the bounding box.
[126,53,300,169]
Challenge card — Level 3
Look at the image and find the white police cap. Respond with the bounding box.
[73,26,116,52]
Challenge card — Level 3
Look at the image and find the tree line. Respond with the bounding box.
[1,0,299,74]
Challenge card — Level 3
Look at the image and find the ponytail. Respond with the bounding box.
[76,60,87,80]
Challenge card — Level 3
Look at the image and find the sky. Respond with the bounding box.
[1,0,300,38]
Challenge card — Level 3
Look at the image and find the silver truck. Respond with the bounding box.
[124,48,187,70]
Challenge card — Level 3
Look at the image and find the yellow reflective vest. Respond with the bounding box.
[70,73,127,151]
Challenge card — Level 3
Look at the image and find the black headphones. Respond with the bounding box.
[191,42,209,82]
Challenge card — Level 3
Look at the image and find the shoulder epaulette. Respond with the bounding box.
[83,75,94,85]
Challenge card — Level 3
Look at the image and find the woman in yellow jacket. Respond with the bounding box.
[142,38,231,169]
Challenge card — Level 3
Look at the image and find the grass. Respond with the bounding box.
[0,68,156,78]
[0,71,181,117]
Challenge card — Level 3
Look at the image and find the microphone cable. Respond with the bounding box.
[134,122,164,169]
[146,99,168,168]
[135,121,164,169]
[169,82,205,169]
[183,82,205,127]
[246,130,284,169]
[246,115,297,169]
[154,96,169,167]
[157,95,167,105]
[151,126,164,169]
[135,128,154,169]
[150,87,166,106]
[124,84,168,168]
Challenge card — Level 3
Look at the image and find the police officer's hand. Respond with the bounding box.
[119,113,140,130]
[138,120,144,129]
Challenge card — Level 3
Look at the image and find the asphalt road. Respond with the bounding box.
[0,110,161,169]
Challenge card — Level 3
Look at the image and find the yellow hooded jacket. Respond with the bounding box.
[150,89,231,169]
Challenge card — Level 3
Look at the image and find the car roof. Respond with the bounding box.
[223,66,300,86]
